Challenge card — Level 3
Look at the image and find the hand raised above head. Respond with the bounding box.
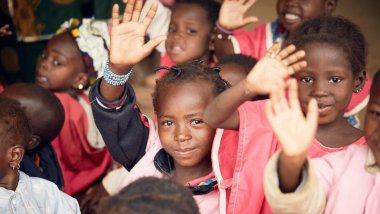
[244,44,307,95]
[218,0,258,30]
[109,0,167,74]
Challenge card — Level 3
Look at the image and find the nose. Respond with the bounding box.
[310,80,329,97]
[174,123,191,142]
[39,55,49,70]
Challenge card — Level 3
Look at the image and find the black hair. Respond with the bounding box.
[152,61,229,113]
[371,70,380,94]
[288,16,367,77]
[174,0,220,30]
[0,97,32,149]
[3,83,65,146]
[216,54,258,75]
[97,177,199,214]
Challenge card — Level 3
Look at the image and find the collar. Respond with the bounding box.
[153,149,217,195]
[271,19,288,44]
[366,149,380,173]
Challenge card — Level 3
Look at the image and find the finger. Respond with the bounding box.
[123,0,135,23]
[242,16,259,26]
[265,100,276,127]
[287,60,307,75]
[306,98,319,130]
[142,35,167,57]
[265,42,281,58]
[142,2,158,27]
[270,85,285,114]
[112,4,120,27]
[275,44,296,60]
[282,50,305,66]
[131,0,143,22]
[288,79,301,110]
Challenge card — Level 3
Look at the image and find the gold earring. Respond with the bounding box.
[78,84,84,90]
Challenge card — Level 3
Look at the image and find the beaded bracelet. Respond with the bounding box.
[103,60,133,86]
[215,21,232,40]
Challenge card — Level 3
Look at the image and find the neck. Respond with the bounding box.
[0,170,19,191]
[316,116,362,148]
[171,157,212,185]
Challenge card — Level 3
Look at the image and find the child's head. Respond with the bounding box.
[0,97,31,188]
[364,70,380,165]
[98,177,199,214]
[2,83,64,150]
[288,16,366,125]
[216,54,257,86]
[276,0,337,33]
[35,19,109,93]
[152,61,228,171]
[166,0,220,65]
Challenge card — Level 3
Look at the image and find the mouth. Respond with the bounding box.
[35,73,48,84]
[175,148,197,157]
[317,103,333,114]
[168,43,185,54]
[284,13,300,22]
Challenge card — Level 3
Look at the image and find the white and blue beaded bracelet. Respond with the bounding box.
[103,60,133,86]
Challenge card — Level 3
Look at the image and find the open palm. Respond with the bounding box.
[265,79,318,156]
[109,0,166,72]
[219,0,258,30]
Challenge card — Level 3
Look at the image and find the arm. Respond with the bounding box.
[264,79,318,192]
[214,0,257,59]
[0,24,12,37]
[204,44,307,130]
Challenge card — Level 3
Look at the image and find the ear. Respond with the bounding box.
[325,0,337,15]
[8,145,24,169]
[208,33,216,51]
[353,71,366,93]
[72,72,88,90]
[26,135,40,150]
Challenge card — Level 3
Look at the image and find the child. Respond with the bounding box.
[1,83,65,189]
[264,70,380,213]
[203,16,367,213]
[89,1,303,213]
[215,0,371,127]
[97,177,199,214]
[35,18,112,196]
[160,0,220,68]
[216,53,257,86]
[0,97,80,213]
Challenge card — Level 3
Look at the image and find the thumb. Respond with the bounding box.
[306,98,318,131]
[142,35,167,57]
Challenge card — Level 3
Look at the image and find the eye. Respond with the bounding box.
[186,28,197,34]
[41,52,47,59]
[190,119,203,125]
[329,77,342,84]
[300,77,313,83]
[168,26,175,33]
[162,121,174,126]
[52,59,61,66]
[369,110,380,118]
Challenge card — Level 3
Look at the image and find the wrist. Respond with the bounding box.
[109,62,133,75]
[241,78,258,98]
[279,151,307,167]
[215,21,232,40]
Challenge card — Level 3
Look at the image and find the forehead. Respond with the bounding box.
[157,81,213,114]
[171,3,209,23]
[47,32,81,58]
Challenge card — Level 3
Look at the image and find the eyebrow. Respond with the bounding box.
[50,48,69,60]
[158,112,203,119]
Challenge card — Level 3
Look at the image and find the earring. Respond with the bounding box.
[78,84,84,90]
[354,88,363,93]
[9,163,20,170]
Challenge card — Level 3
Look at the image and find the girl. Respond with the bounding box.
[0,97,79,213]
[89,0,304,213]
[35,18,112,196]
[215,0,371,127]
[264,70,380,213]
[203,16,367,213]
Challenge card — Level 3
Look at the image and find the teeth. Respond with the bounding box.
[38,76,48,82]
[285,13,300,21]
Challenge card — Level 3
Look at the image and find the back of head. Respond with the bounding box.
[152,60,229,113]
[175,0,220,29]
[0,97,31,149]
[97,177,199,214]
[217,54,258,75]
[2,83,64,148]
[288,16,367,77]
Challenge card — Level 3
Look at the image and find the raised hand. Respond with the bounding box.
[265,79,318,157]
[109,0,167,73]
[0,24,12,37]
[218,0,258,30]
[244,44,307,95]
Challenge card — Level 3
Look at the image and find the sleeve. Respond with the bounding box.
[232,23,268,59]
[264,152,326,214]
[102,167,129,195]
[89,78,150,170]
